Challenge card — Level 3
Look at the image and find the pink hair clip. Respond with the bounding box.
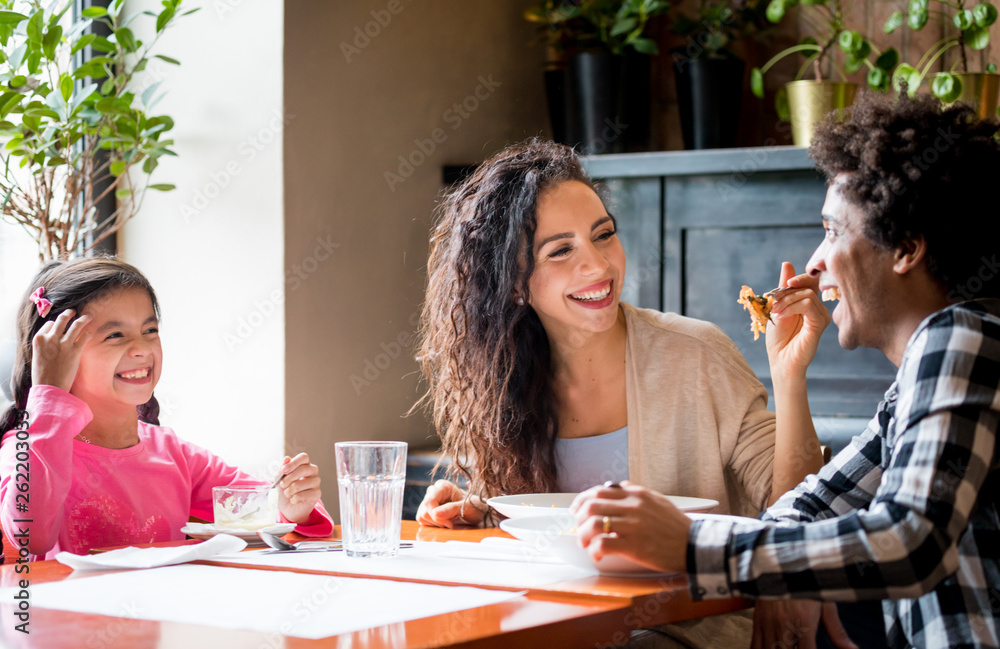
[30,287,52,318]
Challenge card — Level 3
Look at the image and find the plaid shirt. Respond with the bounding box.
[687,299,1000,649]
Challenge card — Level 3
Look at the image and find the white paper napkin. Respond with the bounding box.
[56,533,248,571]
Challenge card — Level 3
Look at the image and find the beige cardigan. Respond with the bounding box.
[623,303,777,517]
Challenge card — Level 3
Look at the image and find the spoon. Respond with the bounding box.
[256,528,412,553]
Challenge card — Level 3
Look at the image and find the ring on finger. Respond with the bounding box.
[602,515,612,535]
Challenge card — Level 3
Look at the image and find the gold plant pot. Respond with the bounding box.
[952,73,1000,119]
[785,80,858,147]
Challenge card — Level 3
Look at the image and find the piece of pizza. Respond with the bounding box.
[737,285,773,341]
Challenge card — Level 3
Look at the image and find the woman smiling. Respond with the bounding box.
[414,139,823,532]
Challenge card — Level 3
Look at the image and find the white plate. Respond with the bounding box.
[180,522,296,547]
[487,493,579,518]
[499,510,743,577]
[488,493,720,519]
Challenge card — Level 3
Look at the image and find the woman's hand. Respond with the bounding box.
[570,482,690,573]
[276,453,322,524]
[416,480,485,528]
[752,600,858,649]
[31,310,93,393]
[766,262,830,382]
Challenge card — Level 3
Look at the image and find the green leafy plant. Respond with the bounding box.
[750,0,899,109]
[524,0,671,56]
[0,0,195,260]
[885,0,998,101]
[671,0,769,59]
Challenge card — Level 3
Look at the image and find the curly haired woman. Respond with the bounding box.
[413,139,824,535]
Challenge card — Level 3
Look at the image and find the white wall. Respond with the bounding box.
[121,1,285,479]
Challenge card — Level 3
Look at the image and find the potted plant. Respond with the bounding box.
[670,0,769,149]
[524,0,670,154]
[0,0,191,261]
[749,0,899,146]
[886,0,999,118]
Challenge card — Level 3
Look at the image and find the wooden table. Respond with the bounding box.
[0,521,748,648]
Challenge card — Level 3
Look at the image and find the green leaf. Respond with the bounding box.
[908,0,929,11]
[867,67,889,91]
[27,51,41,75]
[59,74,73,102]
[9,74,26,87]
[751,67,764,98]
[974,3,998,27]
[115,188,132,198]
[838,30,864,54]
[954,9,975,30]
[154,54,180,65]
[844,54,866,74]
[988,62,998,74]
[149,183,175,191]
[71,33,96,55]
[964,25,990,49]
[766,0,786,23]
[26,10,43,44]
[0,11,28,25]
[81,6,107,18]
[630,37,658,55]
[142,156,158,173]
[610,16,637,37]
[908,10,929,30]
[876,48,899,71]
[42,25,62,60]
[101,78,115,94]
[775,86,790,122]
[884,11,905,33]
[90,36,115,52]
[110,160,126,175]
[893,63,921,95]
[155,5,175,32]
[931,72,963,102]
[115,27,138,52]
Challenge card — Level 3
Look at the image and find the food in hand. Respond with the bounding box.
[821,287,841,301]
[737,285,773,341]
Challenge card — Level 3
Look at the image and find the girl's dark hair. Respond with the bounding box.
[1,257,161,433]
[415,138,600,504]
[809,90,1000,298]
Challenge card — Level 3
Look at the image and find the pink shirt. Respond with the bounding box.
[1,385,333,561]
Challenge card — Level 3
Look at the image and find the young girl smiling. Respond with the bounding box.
[1,258,332,560]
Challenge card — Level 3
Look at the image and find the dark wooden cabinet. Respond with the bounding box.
[584,147,897,451]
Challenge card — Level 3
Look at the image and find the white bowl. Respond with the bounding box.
[487,493,579,518]
[499,508,742,577]
[488,493,719,519]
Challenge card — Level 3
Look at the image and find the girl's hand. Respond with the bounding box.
[276,453,321,524]
[416,480,485,528]
[31,310,93,393]
[571,482,690,573]
[766,262,830,382]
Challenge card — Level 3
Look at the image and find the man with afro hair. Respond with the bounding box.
[571,91,1000,648]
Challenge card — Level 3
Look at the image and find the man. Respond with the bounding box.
[573,91,1000,648]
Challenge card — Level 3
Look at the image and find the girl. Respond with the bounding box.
[0,258,332,560]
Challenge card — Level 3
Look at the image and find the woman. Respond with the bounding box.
[414,139,824,533]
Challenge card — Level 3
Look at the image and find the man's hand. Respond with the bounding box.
[766,262,830,382]
[752,600,858,649]
[571,482,690,573]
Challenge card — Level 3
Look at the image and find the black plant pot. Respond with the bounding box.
[673,55,744,150]
[544,66,578,150]
[558,51,650,155]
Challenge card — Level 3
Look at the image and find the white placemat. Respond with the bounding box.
[0,564,522,640]
[209,539,596,587]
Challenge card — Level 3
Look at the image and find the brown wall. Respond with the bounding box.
[283,1,548,508]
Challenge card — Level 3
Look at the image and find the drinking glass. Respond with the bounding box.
[335,441,407,558]
[212,485,277,530]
